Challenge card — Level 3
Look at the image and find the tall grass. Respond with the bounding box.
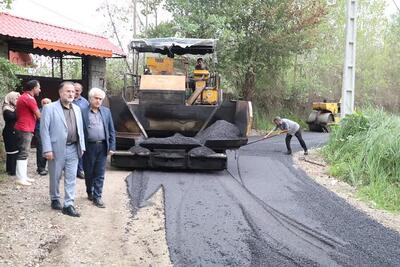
[323,108,400,212]
[253,109,274,131]
[253,107,307,131]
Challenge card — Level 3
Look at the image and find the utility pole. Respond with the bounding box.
[341,0,357,117]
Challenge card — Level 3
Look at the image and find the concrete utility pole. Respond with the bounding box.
[341,0,357,117]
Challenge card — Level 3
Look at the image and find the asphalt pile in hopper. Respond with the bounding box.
[136,120,240,149]
[129,145,151,155]
[188,146,216,157]
[196,120,241,144]
[140,133,201,145]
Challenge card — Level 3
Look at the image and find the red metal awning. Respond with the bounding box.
[0,12,125,58]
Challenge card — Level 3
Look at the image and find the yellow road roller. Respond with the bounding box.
[306,101,340,132]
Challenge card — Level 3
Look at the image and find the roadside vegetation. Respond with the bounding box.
[0,57,21,97]
[323,109,400,212]
[0,58,21,179]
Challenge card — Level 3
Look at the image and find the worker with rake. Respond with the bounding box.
[272,116,308,155]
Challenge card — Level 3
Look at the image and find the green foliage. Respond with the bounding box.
[253,106,307,131]
[253,108,274,131]
[106,58,128,95]
[62,58,82,80]
[0,57,21,97]
[292,0,400,112]
[0,0,13,10]
[163,0,328,101]
[323,108,400,211]
[145,22,177,38]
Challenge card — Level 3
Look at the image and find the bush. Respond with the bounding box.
[323,108,400,211]
[253,106,308,132]
[0,57,21,97]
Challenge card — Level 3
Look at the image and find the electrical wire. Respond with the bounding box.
[393,0,400,13]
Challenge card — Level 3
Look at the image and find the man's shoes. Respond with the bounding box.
[62,205,81,217]
[26,177,35,183]
[285,151,292,155]
[77,171,85,179]
[51,200,62,210]
[304,151,309,156]
[93,198,105,208]
[87,193,93,201]
[37,169,48,176]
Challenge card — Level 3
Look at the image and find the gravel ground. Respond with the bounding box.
[3,135,399,266]
[293,148,400,233]
[0,149,171,266]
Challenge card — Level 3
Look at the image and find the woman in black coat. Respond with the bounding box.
[2,91,20,175]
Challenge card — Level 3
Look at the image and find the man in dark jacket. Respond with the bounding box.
[72,82,89,179]
[81,88,116,208]
[34,98,51,176]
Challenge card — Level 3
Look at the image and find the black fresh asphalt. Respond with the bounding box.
[127,132,400,266]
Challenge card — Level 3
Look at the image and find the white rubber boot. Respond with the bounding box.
[16,160,31,186]
[25,159,35,183]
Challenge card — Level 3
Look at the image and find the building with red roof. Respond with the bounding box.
[0,12,125,100]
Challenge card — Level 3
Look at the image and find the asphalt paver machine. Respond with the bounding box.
[108,38,253,170]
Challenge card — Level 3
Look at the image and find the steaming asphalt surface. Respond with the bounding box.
[127,132,400,266]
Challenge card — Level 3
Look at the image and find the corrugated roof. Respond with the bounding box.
[0,12,125,57]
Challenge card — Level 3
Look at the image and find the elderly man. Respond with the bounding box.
[273,116,308,156]
[14,80,41,186]
[72,82,89,179]
[41,82,85,217]
[82,88,115,208]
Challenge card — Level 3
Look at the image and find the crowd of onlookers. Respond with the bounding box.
[1,80,115,217]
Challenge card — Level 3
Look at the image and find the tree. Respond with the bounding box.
[292,0,400,112]
[0,0,12,10]
[163,0,328,101]
[145,21,177,37]
[139,0,163,30]
[0,57,21,97]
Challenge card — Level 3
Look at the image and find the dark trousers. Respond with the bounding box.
[77,158,84,174]
[285,130,308,153]
[83,141,107,200]
[15,130,33,160]
[6,153,17,175]
[34,128,47,172]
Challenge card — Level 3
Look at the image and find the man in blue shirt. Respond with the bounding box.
[72,83,89,179]
[81,88,116,208]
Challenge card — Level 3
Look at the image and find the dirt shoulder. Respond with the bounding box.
[0,150,171,266]
[293,149,400,233]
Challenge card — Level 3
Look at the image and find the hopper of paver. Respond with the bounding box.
[109,94,252,170]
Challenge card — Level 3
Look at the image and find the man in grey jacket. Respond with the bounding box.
[273,116,308,156]
[40,82,86,217]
